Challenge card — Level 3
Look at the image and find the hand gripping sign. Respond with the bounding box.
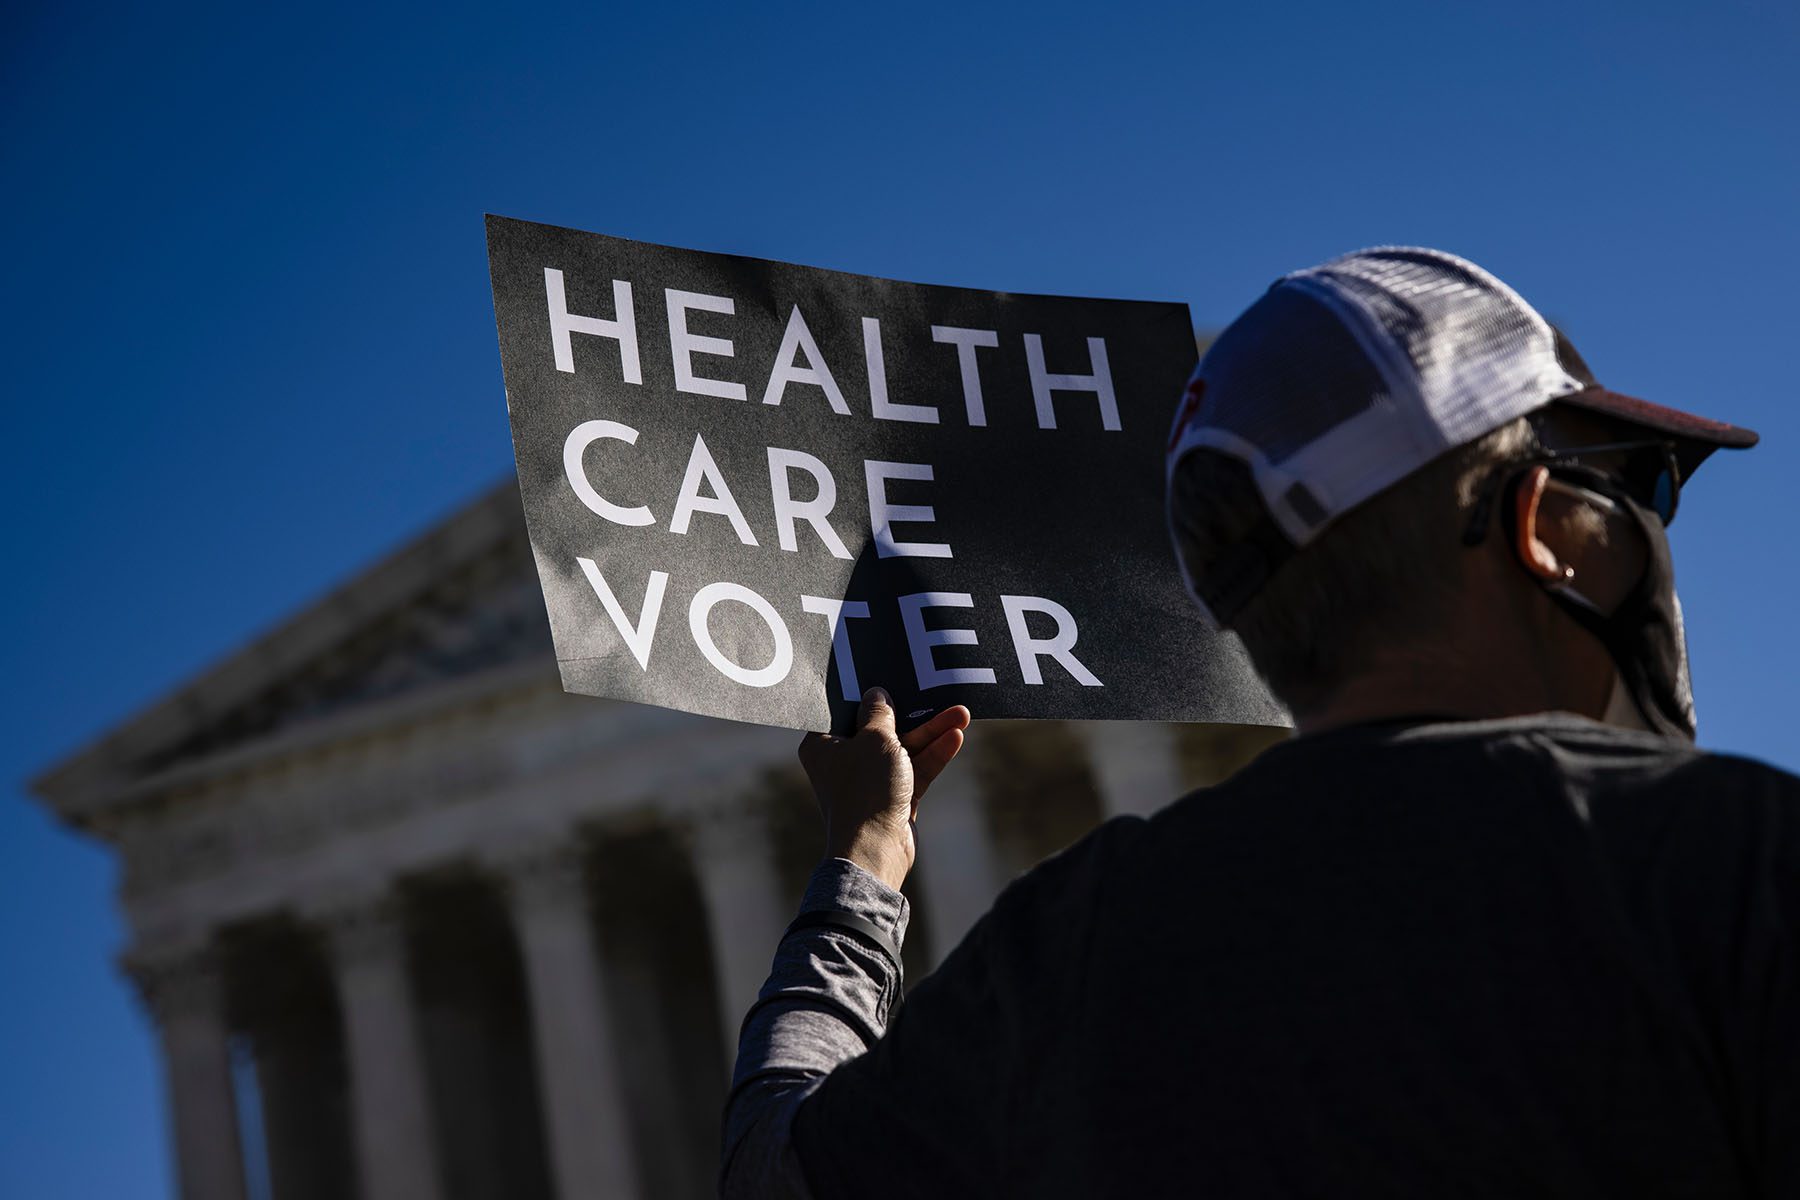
[487,215,1283,735]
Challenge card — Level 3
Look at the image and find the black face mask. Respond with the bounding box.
[1495,465,1697,741]
[1543,480,1696,741]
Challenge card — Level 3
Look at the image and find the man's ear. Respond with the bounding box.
[1512,465,1574,585]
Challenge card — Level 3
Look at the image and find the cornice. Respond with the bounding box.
[67,654,566,836]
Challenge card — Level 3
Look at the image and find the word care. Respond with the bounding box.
[488,216,1284,734]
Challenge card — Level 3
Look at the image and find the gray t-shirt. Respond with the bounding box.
[723,714,1800,1197]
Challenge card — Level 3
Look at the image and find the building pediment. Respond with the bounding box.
[33,480,555,825]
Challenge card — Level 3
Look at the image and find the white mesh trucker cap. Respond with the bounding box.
[1166,246,1758,625]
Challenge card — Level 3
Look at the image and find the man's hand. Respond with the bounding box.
[798,689,972,891]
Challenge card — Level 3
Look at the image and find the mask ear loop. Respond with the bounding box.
[1514,466,1575,586]
[1516,465,1626,615]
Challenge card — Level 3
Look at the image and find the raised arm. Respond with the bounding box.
[719,690,969,1198]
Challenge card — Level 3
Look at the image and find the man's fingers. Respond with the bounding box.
[856,687,898,740]
[899,704,972,754]
[910,726,965,804]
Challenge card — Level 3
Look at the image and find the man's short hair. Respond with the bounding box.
[1169,418,1537,705]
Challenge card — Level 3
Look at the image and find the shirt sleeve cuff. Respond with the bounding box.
[798,857,910,950]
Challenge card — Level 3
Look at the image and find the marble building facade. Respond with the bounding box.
[32,482,1285,1200]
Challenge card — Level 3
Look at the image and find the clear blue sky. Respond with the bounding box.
[4,1,1795,1194]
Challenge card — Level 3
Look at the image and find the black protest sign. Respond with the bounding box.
[487,215,1283,735]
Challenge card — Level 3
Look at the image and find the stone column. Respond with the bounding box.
[129,943,248,1200]
[497,842,641,1200]
[688,802,793,1058]
[912,764,1009,968]
[1077,721,1186,820]
[316,892,442,1200]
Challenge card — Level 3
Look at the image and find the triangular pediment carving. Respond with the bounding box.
[147,531,552,770]
[36,482,557,817]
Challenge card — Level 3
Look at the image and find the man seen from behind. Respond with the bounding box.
[721,247,1795,1197]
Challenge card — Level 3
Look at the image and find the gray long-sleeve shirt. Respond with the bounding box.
[721,716,1800,1197]
[721,857,913,1197]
